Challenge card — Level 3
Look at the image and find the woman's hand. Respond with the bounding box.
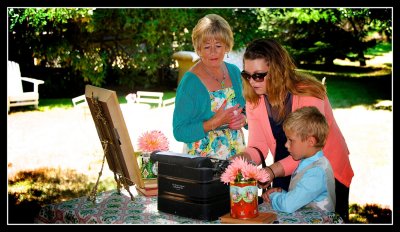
[228,109,246,130]
[212,100,239,129]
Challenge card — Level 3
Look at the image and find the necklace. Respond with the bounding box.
[202,63,226,88]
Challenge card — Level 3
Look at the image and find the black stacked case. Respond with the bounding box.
[150,151,230,221]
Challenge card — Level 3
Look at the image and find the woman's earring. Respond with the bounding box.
[226,52,229,58]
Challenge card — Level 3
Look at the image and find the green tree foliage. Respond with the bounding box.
[258,8,392,66]
[8,8,263,88]
[9,8,102,85]
[9,8,390,88]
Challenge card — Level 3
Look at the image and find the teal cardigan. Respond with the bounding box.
[173,62,246,143]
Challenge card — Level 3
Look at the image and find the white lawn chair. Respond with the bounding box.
[7,60,44,113]
[72,95,87,107]
[135,91,164,108]
[72,94,90,119]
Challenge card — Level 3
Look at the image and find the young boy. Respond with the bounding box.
[262,106,336,213]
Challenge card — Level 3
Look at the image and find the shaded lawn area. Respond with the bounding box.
[323,74,392,109]
[297,63,392,109]
[7,168,392,224]
[8,168,116,223]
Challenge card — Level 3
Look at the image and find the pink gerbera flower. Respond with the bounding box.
[220,156,270,184]
[137,130,169,152]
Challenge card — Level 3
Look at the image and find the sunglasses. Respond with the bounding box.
[241,71,268,82]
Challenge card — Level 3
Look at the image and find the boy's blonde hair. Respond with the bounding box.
[192,14,234,54]
[283,106,329,149]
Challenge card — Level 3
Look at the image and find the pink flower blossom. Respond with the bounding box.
[220,157,270,184]
[137,130,169,152]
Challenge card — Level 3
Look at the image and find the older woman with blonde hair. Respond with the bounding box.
[173,14,247,160]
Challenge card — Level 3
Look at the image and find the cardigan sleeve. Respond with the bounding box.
[172,73,210,143]
[227,62,248,130]
[227,62,246,109]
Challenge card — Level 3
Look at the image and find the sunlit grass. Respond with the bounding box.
[8,167,117,223]
[39,98,74,110]
[364,42,391,56]
[349,203,392,223]
[8,167,116,205]
[16,74,392,113]
[298,67,392,78]
[32,91,178,111]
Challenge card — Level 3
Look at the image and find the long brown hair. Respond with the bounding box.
[242,38,326,121]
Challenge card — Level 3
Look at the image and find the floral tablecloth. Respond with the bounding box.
[34,188,343,224]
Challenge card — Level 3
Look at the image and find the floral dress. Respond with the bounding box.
[183,87,246,160]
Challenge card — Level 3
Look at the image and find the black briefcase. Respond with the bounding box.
[150,151,230,221]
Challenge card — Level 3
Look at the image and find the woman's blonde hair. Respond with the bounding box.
[283,106,329,149]
[243,38,326,122]
[192,14,234,54]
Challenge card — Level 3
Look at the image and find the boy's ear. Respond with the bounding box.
[307,136,317,146]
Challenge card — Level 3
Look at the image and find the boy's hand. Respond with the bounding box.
[262,187,282,203]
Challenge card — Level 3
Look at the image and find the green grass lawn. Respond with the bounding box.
[10,72,391,113]
[11,41,392,113]
[325,75,391,109]
[310,74,391,109]
[8,91,177,113]
[364,41,392,56]
[38,91,177,110]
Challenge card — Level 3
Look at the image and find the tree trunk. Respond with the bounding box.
[358,50,366,66]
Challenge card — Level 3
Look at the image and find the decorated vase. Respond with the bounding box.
[139,151,158,179]
[230,180,258,219]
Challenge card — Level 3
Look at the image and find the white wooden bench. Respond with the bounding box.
[7,60,45,112]
[135,91,164,108]
[162,97,175,107]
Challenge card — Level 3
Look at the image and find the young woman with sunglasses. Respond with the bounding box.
[173,14,247,160]
[233,38,353,222]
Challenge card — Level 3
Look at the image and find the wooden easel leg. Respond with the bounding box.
[87,152,107,203]
[122,181,135,201]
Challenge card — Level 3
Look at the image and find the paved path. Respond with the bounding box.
[7,104,393,210]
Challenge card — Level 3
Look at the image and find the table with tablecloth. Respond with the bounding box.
[34,187,343,224]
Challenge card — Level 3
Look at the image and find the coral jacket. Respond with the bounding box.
[244,95,354,188]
